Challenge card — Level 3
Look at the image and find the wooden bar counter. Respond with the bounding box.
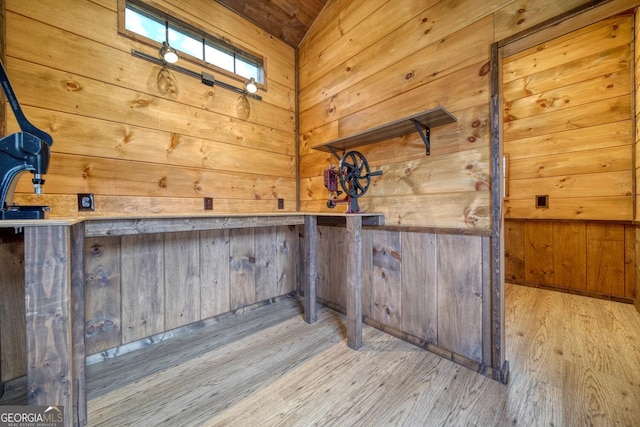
[0,212,383,426]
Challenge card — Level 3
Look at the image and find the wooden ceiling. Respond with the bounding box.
[214,0,328,47]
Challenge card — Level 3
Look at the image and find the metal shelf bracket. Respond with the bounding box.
[411,119,431,156]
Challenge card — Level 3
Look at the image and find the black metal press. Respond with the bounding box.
[0,59,53,219]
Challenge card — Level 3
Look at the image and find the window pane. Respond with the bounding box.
[235,58,259,81]
[125,7,164,43]
[169,28,203,60]
[124,1,264,83]
[204,45,234,73]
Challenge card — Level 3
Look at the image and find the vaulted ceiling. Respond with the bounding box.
[214,0,328,47]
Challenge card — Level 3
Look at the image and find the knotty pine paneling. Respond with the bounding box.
[553,222,587,291]
[317,227,486,364]
[504,15,634,221]
[504,220,525,282]
[524,222,554,285]
[84,236,122,356]
[200,229,231,318]
[371,231,402,329]
[86,226,298,362]
[587,224,626,296]
[298,0,602,228]
[494,0,593,42]
[229,228,257,310]
[400,232,437,343]
[0,239,26,382]
[165,232,201,330]
[506,219,636,299]
[299,0,634,228]
[436,234,483,362]
[121,233,165,344]
[5,0,296,217]
[316,225,347,307]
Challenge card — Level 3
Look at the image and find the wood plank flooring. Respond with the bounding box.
[2,283,640,426]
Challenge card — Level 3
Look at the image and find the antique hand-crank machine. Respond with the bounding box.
[323,148,382,213]
[0,60,53,219]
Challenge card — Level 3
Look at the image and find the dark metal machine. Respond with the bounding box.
[0,60,53,219]
[323,149,382,213]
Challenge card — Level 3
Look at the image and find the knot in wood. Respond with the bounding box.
[479,61,491,76]
[65,81,81,91]
[472,120,481,128]
[158,177,167,189]
[90,244,103,256]
[405,72,414,80]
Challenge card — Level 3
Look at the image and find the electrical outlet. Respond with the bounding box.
[535,195,548,209]
[77,193,95,211]
[204,197,213,210]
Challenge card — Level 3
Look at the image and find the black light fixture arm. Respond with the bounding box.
[131,49,262,101]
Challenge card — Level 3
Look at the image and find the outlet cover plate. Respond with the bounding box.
[78,193,95,211]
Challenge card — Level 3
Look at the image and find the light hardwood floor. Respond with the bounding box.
[3,283,640,426]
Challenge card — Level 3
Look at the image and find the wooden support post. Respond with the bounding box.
[303,215,317,324]
[24,224,85,426]
[346,216,362,350]
[70,223,86,425]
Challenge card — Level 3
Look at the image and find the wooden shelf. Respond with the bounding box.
[312,106,456,154]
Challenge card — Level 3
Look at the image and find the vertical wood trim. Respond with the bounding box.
[24,226,74,426]
[361,228,373,320]
[229,228,256,310]
[121,234,165,343]
[0,236,26,383]
[276,225,297,295]
[624,225,636,299]
[303,215,317,323]
[200,229,230,318]
[164,232,200,329]
[84,236,122,355]
[70,223,86,426]
[401,231,437,342]
[491,41,508,382]
[346,216,362,350]
[371,230,402,329]
[481,235,492,369]
[255,226,278,301]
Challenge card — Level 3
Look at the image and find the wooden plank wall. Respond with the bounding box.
[4,0,296,216]
[317,226,486,365]
[0,234,26,382]
[298,0,601,228]
[0,225,298,381]
[505,219,636,300]
[503,14,634,220]
[501,13,637,301]
[84,225,299,356]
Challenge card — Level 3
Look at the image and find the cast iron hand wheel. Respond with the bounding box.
[338,150,373,199]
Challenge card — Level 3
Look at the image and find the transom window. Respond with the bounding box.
[120,0,264,84]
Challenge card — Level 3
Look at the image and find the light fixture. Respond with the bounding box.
[159,21,178,64]
[130,51,262,101]
[244,77,258,94]
[160,42,178,64]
